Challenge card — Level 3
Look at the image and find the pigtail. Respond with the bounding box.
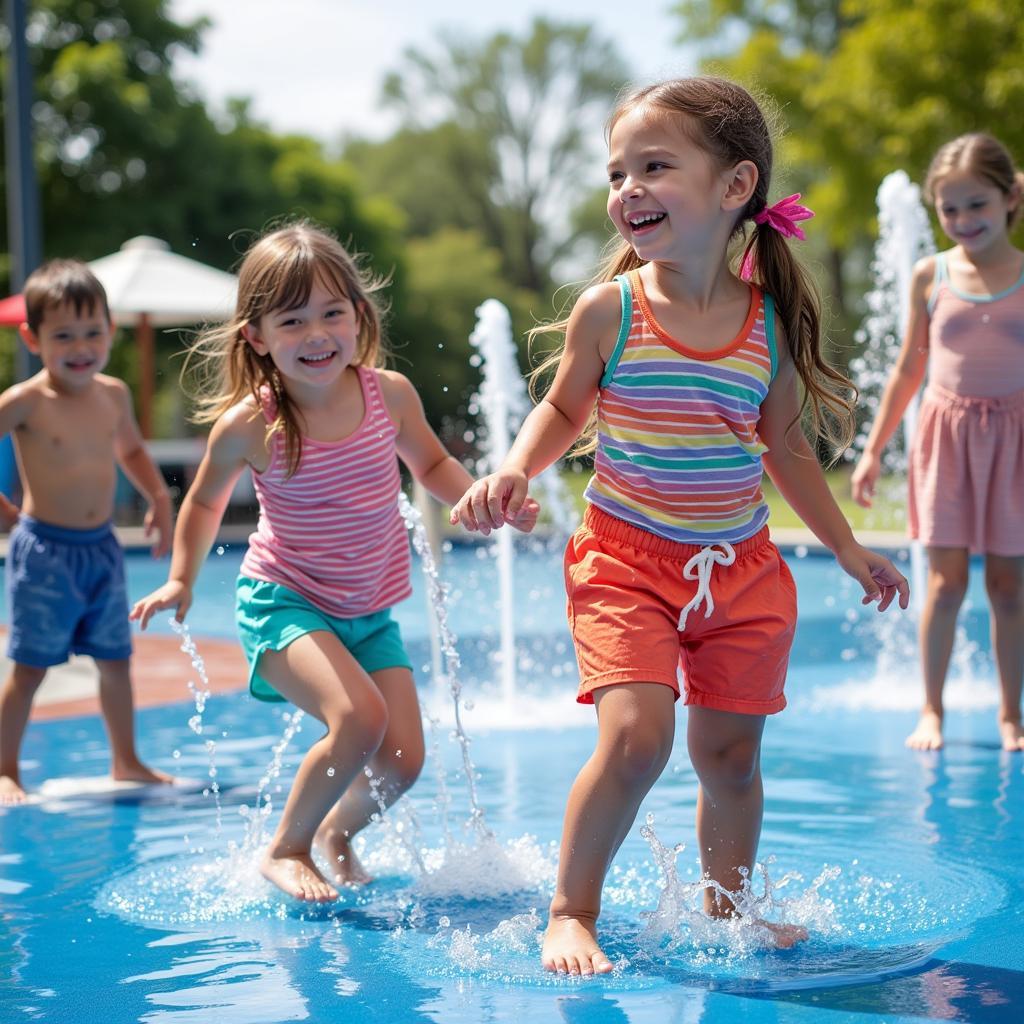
[745,224,856,462]
[1012,170,1024,229]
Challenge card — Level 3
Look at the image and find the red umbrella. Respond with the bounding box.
[0,293,26,326]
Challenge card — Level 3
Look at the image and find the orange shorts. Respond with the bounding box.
[565,506,797,715]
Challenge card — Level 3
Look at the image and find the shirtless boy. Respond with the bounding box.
[0,259,173,803]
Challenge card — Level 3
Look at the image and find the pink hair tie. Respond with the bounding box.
[753,193,814,240]
[740,193,815,280]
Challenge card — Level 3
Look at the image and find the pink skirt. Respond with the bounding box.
[908,383,1024,556]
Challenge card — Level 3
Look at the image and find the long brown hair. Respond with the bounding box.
[531,75,855,458]
[924,132,1024,228]
[185,221,389,475]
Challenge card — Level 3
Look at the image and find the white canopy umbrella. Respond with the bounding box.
[89,236,237,436]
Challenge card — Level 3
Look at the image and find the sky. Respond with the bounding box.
[168,0,697,144]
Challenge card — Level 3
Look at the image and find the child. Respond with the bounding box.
[0,259,174,803]
[852,133,1024,753]
[451,76,909,974]
[130,222,537,902]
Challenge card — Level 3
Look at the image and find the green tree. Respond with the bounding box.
[673,0,1024,322]
[672,0,848,52]
[0,0,208,266]
[0,1,409,434]
[377,18,629,295]
[393,227,539,437]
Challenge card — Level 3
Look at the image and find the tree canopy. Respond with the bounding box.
[674,0,1024,258]
[375,18,629,294]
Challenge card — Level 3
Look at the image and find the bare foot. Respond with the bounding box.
[314,826,373,887]
[542,915,615,976]
[998,718,1024,752]
[906,710,944,751]
[112,761,175,785]
[759,920,809,948]
[260,851,339,902]
[0,774,28,805]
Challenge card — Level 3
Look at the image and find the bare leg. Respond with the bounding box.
[257,632,389,902]
[543,683,676,975]
[688,706,805,947]
[907,547,969,751]
[314,665,425,885]
[0,663,47,804]
[985,554,1024,751]
[95,658,173,784]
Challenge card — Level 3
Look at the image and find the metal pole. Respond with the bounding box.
[4,0,43,380]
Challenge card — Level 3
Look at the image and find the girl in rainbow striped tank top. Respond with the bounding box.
[131,222,538,904]
[453,76,909,973]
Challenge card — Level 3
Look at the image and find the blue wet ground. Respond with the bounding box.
[2,544,1022,1023]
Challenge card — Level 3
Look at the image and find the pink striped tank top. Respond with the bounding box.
[926,250,1024,398]
[584,270,777,544]
[240,366,412,618]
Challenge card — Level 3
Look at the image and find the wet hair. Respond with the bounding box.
[186,220,389,476]
[924,132,1024,228]
[530,75,854,458]
[22,259,110,333]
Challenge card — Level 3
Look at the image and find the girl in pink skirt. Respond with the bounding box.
[853,133,1024,752]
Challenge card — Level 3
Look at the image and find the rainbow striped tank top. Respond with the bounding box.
[583,270,777,544]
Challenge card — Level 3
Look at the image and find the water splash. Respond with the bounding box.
[850,170,936,476]
[467,299,577,538]
[240,707,306,853]
[467,299,579,705]
[849,170,936,610]
[637,814,839,960]
[170,618,222,832]
[400,491,489,840]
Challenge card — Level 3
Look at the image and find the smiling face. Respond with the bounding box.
[21,300,113,392]
[606,106,728,261]
[933,170,1019,255]
[243,277,361,390]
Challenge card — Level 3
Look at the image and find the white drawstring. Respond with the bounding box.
[677,543,736,631]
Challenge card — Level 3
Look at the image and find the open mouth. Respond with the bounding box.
[626,212,666,234]
[299,351,336,366]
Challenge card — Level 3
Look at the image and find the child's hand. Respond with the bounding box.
[0,494,20,532]
[506,496,541,534]
[836,542,910,612]
[850,454,881,508]
[450,470,530,535]
[145,496,173,558]
[130,580,191,630]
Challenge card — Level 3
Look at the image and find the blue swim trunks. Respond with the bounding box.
[5,516,132,667]
[235,575,413,703]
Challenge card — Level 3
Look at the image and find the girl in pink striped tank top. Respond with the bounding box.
[131,222,537,903]
[453,77,908,974]
[853,133,1024,754]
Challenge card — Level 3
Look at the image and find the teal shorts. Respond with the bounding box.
[236,575,413,703]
